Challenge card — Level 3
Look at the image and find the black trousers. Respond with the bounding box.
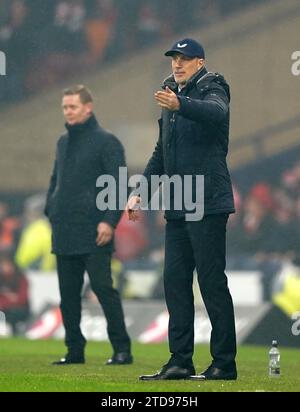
[164,214,236,369]
[56,248,131,354]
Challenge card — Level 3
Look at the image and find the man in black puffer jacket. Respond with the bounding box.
[45,85,132,366]
[128,39,237,381]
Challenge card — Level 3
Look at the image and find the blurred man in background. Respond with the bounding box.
[45,85,132,365]
[128,38,237,380]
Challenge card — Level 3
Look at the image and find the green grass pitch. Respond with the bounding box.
[0,338,299,392]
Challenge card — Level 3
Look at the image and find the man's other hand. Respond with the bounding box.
[126,196,140,221]
[96,222,114,246]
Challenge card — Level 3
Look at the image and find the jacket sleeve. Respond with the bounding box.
[44,157,57,218]
[177,84,229,124]
[141,119,164,202]
[99,135,127,228]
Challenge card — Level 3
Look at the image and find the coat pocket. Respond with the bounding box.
[210,173,232,199]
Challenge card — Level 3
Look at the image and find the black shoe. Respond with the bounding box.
[106,352,133,365]
[52,353,85,365]
[190,365,237,381]
[139,364,196,381]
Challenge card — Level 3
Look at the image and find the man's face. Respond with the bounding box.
[62,94,93,125]
[171,53,204,86]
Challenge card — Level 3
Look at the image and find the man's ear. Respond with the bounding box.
[86,102,93,115]
[198,58,205,69]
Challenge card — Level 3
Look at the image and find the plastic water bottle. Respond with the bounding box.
[269,340,280,377]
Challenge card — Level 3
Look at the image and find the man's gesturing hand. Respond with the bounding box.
[154,86,180,111]
[96,222,114,246]
[126,195,140,221]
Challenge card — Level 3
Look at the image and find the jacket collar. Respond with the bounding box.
[65,113,99,136]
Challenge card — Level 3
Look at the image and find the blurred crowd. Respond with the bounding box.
[227,162,300,300]
[0,0,263,106]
